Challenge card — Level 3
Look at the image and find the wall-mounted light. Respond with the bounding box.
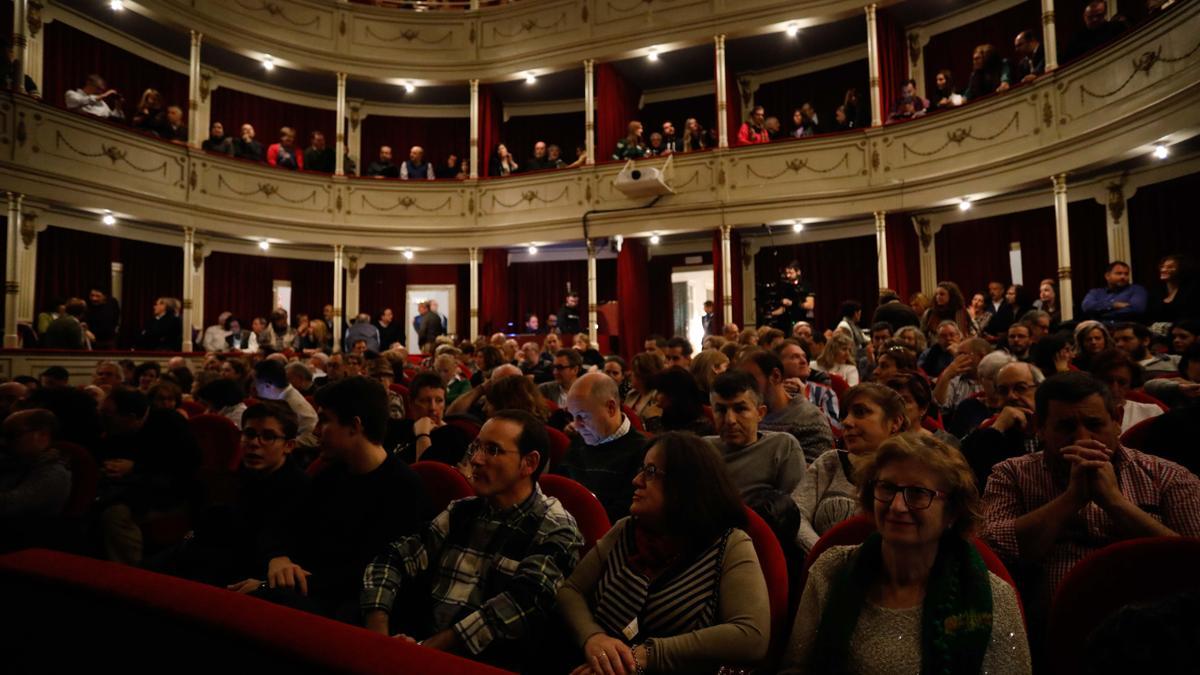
[527,245,538,255]
[110,0,124,11]
[101,211,117,226]
[647,48,659,62]
[258,240,270,251]
[958,198,972,211]
[262,55,275,71]
[1153,143,1170,160]
[524,73,537,85]
[786,23,800,37]
[649,233,661,245]
[792,220,805,233]
[404,82,416,94]
[403,249,414,260]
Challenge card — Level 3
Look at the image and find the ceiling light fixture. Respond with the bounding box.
[101,211,117,226]
[403,249,414,260]
[110,0,124,11]
[1153,143,1170,160]
[258,240,270,251]
[404,82,416,94]
[647,48,659,62]
[527,245,538,255]
[786,23,800,37]
[649,233,661,245]
[524,73,537,85]
[262,55,275,71]
[958,198,972,211]
[792,220,805,233]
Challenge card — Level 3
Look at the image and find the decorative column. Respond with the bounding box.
[468,247,479,339]
[347,101,363,174]
[335,72,347,176]
[192,241,206,338]
[865,3,883,128]
[719,225,733,325]
[1099,178,1133,266]
[874,210,889,291]
[586,239,599,346]
[9,0,27,96]
[15,210,37,324]
[5,192,22,347]
[180,227,195,351]
[469,79,480,178]
[332,244,344,352]
[187,31,203,147]
[1052,174,1074,321]
[742,239,759,328]
[110,263,124,307]
[911,215,942,295]
[1042,0,1059,71]
[23,1,43,96]
[345,254,360,321]
[714,35,729,149]
[583,60,596,165]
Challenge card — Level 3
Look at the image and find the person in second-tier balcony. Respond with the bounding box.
[737,105,770,145]
[612,121,649,160]
[399,145,435,180]
[267,126,303,171]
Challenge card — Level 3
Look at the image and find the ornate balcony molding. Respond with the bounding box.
[2,3,1198,249]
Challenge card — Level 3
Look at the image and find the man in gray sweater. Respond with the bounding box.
[704,370,807,497]
[738,349,834,463]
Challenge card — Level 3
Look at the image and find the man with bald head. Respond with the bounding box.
[400,145,435,180]
[961,360,1046,491]
[554,372,646,521]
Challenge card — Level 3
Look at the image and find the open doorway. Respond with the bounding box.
[405,284,456,353]
[670,266,714,349]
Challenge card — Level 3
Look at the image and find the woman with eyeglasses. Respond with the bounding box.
[557,432,770,674]
[792,384,908,554]
[780,433,1030,674]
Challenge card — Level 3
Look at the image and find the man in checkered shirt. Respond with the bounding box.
[361,409,583,670]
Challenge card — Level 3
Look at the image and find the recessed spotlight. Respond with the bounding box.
[404,82,415,94]
[958,198,972,211]
[527,245,538,255]
[786,23,800,37]
[101,211,116,226]
[792,220,805,233]
[262,55,275,71]
[524,73,537,85]
[1153,144,1169,160]
[403,249,414,260]
[649,234,661,245]
[258,241,270,251]
[110,0,124,10]
[647,49,659,62]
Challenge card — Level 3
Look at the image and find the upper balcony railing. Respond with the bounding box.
[2,1,1198,249]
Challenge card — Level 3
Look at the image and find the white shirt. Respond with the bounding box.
[1121,400,1163,433]
[65,89,124,119]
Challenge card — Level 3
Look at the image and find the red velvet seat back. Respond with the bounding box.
[545,427,570,469]
[411,461,475,514]
[179,400,208,417]
[538,474,611,554]
[621,405,645,432]
[741,506,790,662]
[189,413,244,473]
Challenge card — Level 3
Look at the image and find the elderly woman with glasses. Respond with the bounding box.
[557,431,770,674]
[780,433,1030,674]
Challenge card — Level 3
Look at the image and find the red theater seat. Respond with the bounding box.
[538,474,610,554]
[179,400,207,417]
[189,414,244,473]
[411,461,475,514]
[545,427,570,469]
[741,506,789,662]
[621,405,645,432]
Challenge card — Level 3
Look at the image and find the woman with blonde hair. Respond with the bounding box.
[813,332,860,386]
[690,348,730,396]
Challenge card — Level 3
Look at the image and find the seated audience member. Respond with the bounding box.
[267,126,303,170]
[162,105,187,143]
[624,350,664,422]
[1150,253,1199,325]
[131,89,166,137]
[1112,321,1178,374]
[434,353,472,404]
[1063,0,1127,63]
[960,362,1045,491]
[612,121,649,160]
[557,432,769,674]
[555,373,647,522]
[434,153,462,179]
[1073,320,1114,370]
[763,116,783,141]
[85,288,120,349]
[297,320,326,356]
[887,96,920,123]
[523,314,543,335]
[886,373,959,448]
[921,281,971,339]
[1144,344,1200,409]
[1034,278,1061,325]
[303,131,335,173]
[1089,349,1163,432]
[447,363,523,422]
[737,105,770,145]
[646,131,668,155]
[233,123,265,161]
[253,360,318,447]
[660,120,683,153]
[65,74,125,119]
[1030,331,1075,378]
[792,383,907,553]
[345,313,381,353]
[201,121,234,155]
[1005,322,1033,361]
[229,377,430,620]
[147,380,184,414]
[1171,319,1199,355]
[1081,261,1148,322]
[96,388,201,565]
[981,372,1200,630]
[260,309,298,352]
[740,349,834,463]
[792,104,820,138]
[927,69,959,111]
[573,334,604,370]
[0,409,71,526]
[689,348,730,397]
[389,371,449,464]
[1020,309,1052,343]
[363,410,582,670]
[777,339,839,426]
[962,43,1012,101]
[873,343,919,384]
[857,322,893,383]
[41,297,87,349]
[366,145,400,178]
[602,355,630,400]
[830,104,854,131]
[157,402,309,585]
[918,321,962,379]
[983,284,1033,340]
[224,316,257,352]
[399,145,434,180]
[933,337,991,412]
[200,311,233,352]
[196,377,247,427]
[133,362,161,393]
[872,290,921,332]
[469,345,506,387]
[538,348,582,408]
[1013,29,1046,83]
[644,367,714,436]
[136,297,182,351]
[682,117,707,151]
[663,336,693,369]
[519,342,551,383]
[489,143,519,176]
[526,141,553,171]
[38,367,70,390]
[286,361,316,398]
[781,434,1031,674]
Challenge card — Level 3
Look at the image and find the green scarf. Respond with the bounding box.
[810,532,994,675]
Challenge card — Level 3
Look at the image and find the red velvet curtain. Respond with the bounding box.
[617,239,649,359]
[34,226,114,315]
[886,212,920,301]
[753,60,870,134]
[478,85,503,176]
[480,249,509,333]
[359,115,470,174]
[596,63,642,164]
[935,208,1061,299]
[209,88,336,162]
[756,236,880,331]
[358,262,467,337]
[922,1,1039,97]
[711,230,744,332]
[876,8,908,124]
[640,94,716,143]
[502,112,586,168]
[118,239,183,348]
[1128,171,1200,288]
[41,21,189,120]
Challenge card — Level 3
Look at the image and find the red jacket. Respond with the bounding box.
[267,143,304,170]
[737,122,770,146]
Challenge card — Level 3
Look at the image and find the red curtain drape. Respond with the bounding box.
[359,115,469,174]
[209,88,336,162]
[358,262,467,337]
[639,93,716,143]
[596,63,642,164]
[118,239,183,348]
[886,213,920,302]
[1128,171,1200,288]
[753,60,870,134]
[756,236,880,331]
[41,21,189,121]
[711,230,744,333]
[922,0,1039,97]
[480,249,509,333]
[35,226,114,315]
[202,252,331,327]
[935,208,1062,299]
[502,112,586,168]
[876,8,908,124]
[618,239,649,359]
[478,84,503,176]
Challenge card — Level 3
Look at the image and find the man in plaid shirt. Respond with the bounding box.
[982,372,1200,630]
[362,409,583,670]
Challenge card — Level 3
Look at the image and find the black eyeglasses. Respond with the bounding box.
[241,429,289,443]
[637,464,666,481]
[872,481,947,510]
[468,440,518,458]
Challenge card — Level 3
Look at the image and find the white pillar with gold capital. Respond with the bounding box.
[583,61,596,166]
[874,210,889,290]
[720,225,733,325]
[5,192,23,347]
[587,240,598,346]
[9,0,27,97]
[181,227,195,351]
[715,35,729,149]
[866,4,882,128]
[345,254,361,321]
[469,79,480,178]
[332,245,345,353]
[335,72,347,176]
[15,212,38,325]
[1052,174,1074,321]
[469,247,479,339]
[347,102,364,175]
[1098,179,1133,266]
[1041,0,1059,71]
[192,241,206,340]
[187,31,204,147]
